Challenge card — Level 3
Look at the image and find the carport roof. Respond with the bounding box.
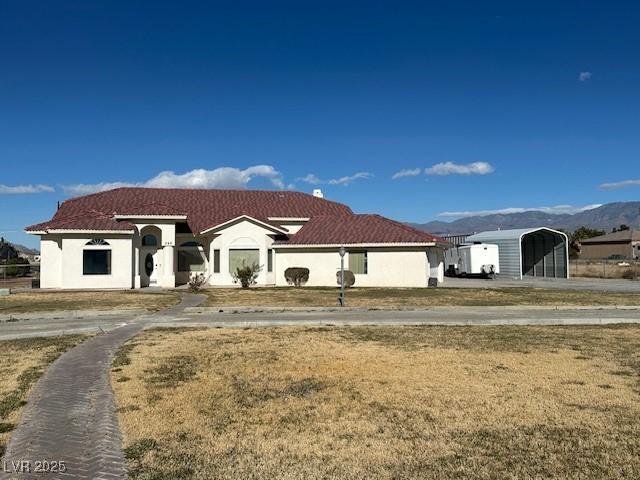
[467,227,567,242]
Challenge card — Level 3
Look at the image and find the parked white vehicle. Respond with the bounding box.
[445,243,500,278]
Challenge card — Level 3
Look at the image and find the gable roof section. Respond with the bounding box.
[26,187,353,234]
[580,230,640,244]
[273,214,445,246]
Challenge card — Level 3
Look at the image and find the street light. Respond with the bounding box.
[338,246,346,307]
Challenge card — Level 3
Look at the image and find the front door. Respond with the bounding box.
[142,249,162,286]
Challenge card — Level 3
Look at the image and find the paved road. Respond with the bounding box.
[2,306,640,341]
[444,276,640,293]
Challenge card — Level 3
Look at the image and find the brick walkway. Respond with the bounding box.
[0,293,203,480]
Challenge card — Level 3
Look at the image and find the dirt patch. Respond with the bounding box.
[113,325,640,479]
[0,291,180,315]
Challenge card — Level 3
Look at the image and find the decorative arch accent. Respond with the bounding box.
[86,239,110,246]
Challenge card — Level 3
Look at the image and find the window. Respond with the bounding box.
[213,249,220,273]
[229,249,259,274]
[349,251,368,274]
[177,250,206,272]
[267,249,273,272]
[142,235,158,246]
[83,250,111,275]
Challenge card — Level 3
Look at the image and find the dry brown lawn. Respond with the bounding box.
[0,335,86,457]
[572,261,640,280]
[202,286,640,308]
[113,325,640,479]
[0,291,180,315]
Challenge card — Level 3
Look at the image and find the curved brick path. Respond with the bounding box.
[0,293,203,480]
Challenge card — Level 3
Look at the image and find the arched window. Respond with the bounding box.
[179,241,203,247]
[142,234,158,246]
[86,239,110,246]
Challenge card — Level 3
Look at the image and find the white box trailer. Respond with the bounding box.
[445,243,500,278]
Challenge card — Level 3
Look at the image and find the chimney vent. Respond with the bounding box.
[312,189,324,198]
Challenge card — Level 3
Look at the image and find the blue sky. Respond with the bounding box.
[1,1,639,248]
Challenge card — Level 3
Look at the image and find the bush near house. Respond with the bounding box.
[336,270,355,287]
[233,263,262,288]
[187,273,209,293]
[284,267,310,287]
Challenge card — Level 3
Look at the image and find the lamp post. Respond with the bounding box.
[338,246,346,307]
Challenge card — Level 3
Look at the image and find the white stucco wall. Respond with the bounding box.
[40,235,62,289]
[39,234,134,289]
[208,219,276,286]
[274,247,441,288]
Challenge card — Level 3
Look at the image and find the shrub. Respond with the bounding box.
[187,273,209,293]
[284,267,310,287]
[233,263,262,288]
[336,270,355,288]
[621,269,637,280]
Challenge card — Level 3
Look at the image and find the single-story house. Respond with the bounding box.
[579,230,640,259]
[25,187,449,289]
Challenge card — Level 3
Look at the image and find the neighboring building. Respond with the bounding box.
[579,230,640,259]
[466,227,569,279]
[25,188,448,289]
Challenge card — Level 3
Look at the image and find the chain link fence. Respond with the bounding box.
[570,259,640,280]
[0,263,40,289]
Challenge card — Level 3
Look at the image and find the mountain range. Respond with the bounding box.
[410,202,640,236]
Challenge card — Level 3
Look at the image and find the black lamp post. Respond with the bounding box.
[339,246,346,306]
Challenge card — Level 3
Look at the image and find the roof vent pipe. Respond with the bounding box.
[312,189,324,198]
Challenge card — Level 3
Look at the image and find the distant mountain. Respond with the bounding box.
[410,202,640,236]
[12,242,39,255]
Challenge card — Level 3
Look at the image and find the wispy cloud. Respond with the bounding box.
[391,168,422,180]
[579,71,592,82]
[599,178,640,190]
[62,165,285,195]
[299,172,372,187]
[437,204,602,218]
[0,184,54,194]
[425,161,494,176]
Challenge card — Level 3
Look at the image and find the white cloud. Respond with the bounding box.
[328,172,372,186]
[425,161,494,176]
[437,204,602,218]
[0,184,54,194]
[599,179,640,190]
[62,165,285,195]
[299,172,373,187]
[579,71,592,82]
[391,168,422,180]
[299,174,322,185]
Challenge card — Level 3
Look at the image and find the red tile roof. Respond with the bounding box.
[273,214,444,246]
[26,187,353,233]
[26,211,135,232]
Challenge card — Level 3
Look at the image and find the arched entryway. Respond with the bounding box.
[140,226,162,287]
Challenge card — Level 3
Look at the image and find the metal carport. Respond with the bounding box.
[466,227,569,279]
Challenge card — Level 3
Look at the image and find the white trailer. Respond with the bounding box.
[445,243,500,278]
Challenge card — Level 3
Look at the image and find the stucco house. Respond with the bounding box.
[25,187,448,289]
